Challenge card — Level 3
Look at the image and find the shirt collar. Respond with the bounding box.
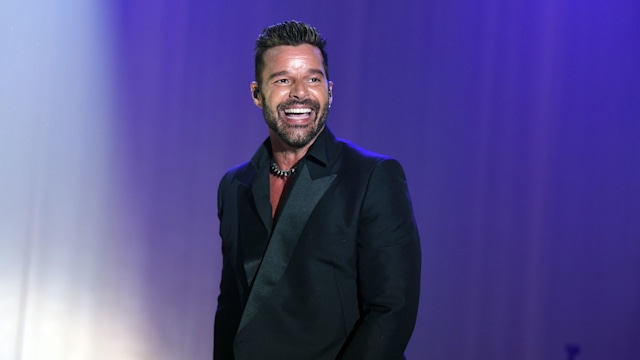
[251,125,337,171]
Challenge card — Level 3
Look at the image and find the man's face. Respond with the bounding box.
[252,44,333,149]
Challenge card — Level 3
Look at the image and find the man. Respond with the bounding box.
[215,20,421,360]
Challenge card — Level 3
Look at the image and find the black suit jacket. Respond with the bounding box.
[215,127,421,360]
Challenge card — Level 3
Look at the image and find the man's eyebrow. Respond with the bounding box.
[306,69,325,77]
[266,68,326,82]
[266,70,290,82]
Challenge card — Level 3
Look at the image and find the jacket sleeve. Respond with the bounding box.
[339,158,421,360]
[214,173,242,360]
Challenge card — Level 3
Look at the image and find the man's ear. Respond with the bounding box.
[328,81,333,105]
[251,82,262,108]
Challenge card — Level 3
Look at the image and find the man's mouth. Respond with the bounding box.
[284,108,312,114]
[283,107,313,120]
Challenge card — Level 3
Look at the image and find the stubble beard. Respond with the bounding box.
[263,99,330,149]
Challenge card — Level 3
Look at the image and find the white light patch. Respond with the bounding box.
[0,1,154,359]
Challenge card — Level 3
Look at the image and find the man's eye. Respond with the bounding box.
[275,79,289,84]
[309,78,321,83]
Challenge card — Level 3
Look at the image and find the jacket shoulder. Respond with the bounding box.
[336,138,399,169]
[219,161,256,186]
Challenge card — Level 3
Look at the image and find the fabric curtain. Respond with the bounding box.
[2,0,639,359]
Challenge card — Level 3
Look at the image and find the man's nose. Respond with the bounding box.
[289,81,308,99]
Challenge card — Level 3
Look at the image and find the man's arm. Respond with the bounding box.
[214,173,242,360]
[339,158,421,360]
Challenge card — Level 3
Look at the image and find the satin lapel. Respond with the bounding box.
[237,163,336,334]
[235,164,272,286]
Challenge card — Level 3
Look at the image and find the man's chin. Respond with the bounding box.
[281,136,313,149]
[278,129,316,148]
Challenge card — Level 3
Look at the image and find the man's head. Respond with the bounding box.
[251,21,333,150]
[254,20,329,87]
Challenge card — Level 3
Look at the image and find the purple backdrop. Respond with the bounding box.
[7,0,634,359]
[113,1,640,359]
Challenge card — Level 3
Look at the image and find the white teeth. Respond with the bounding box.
[284,108,312,114]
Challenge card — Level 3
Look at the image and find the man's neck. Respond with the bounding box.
[268,129,323,170]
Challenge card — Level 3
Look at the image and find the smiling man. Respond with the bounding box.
[214,21,421,360]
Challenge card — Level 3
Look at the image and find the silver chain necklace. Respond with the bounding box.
[270,160,297,178]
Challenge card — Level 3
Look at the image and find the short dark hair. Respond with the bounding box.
[254,20,329,86]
